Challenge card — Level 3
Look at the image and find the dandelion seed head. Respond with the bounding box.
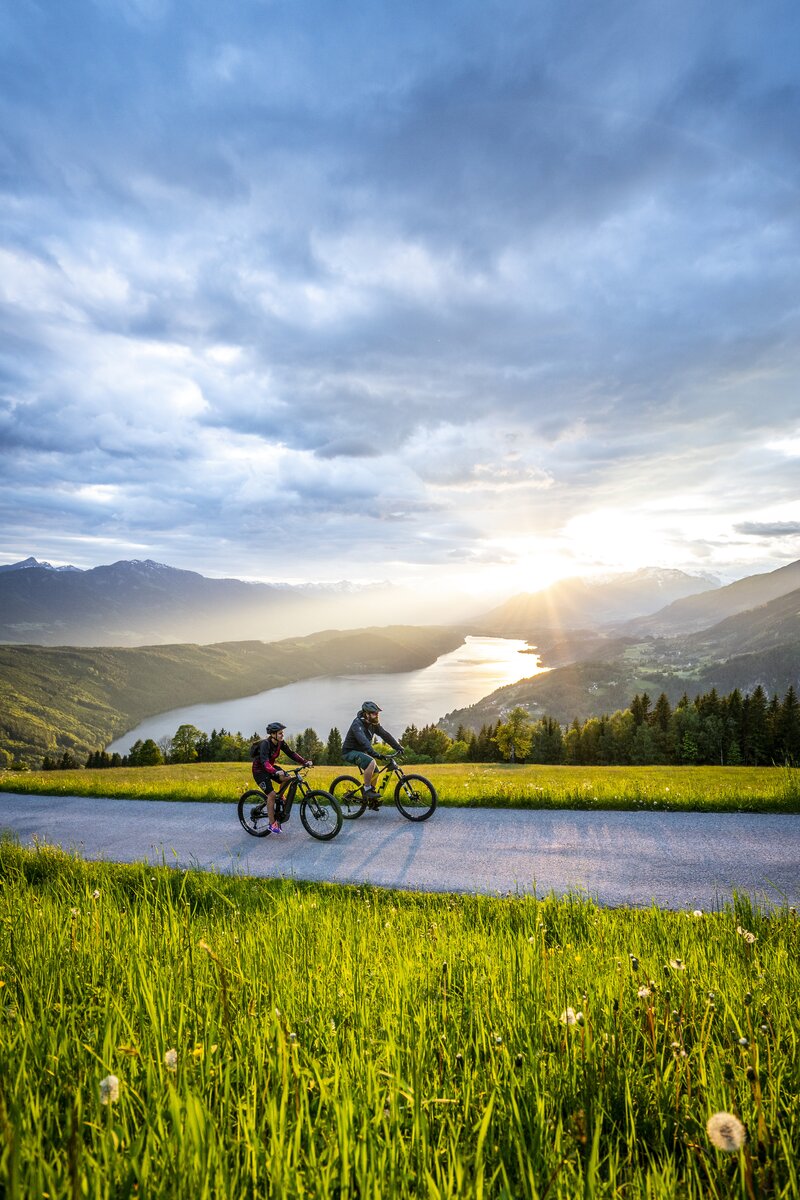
[92,890,100,900]
[560,1007,579,1026]
[164,1049,178,1072]
[706,1111,745,1152]
[637,986,652,999]
[692,909,704,918]
[99,1074,119,1104]
[738,1036,749,1047]
[669,959,686,971]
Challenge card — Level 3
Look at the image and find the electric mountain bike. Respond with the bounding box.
[328,754,437,821]
[238,767,343,841]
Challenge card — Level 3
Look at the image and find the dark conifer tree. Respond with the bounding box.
[742,685,769,765]
[325,727,343,766]
[776,686,800,765]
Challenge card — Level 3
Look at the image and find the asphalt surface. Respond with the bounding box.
[1,792,799,909]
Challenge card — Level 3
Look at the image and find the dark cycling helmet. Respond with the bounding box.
[266,721,286,734]
[361,701,381,714]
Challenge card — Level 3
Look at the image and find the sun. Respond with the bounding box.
[561,510,677,575]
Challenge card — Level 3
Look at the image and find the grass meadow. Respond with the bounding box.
[0,839,798,1198]
[2,762,800,814]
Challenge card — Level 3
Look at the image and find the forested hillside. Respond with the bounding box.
[0,625,466,766]
[443,587,800,730]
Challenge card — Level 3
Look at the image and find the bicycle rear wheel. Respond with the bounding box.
[299,790,343,841]
[394,774,437,821]
[328,774,367,819]
[238,789,272,837]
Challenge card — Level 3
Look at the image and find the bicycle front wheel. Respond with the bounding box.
[238,790,272,837]
[328,774,367,819]
[394,774,437,821]
[300,790,343,841]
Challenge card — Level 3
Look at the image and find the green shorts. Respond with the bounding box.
[343,749,374,771]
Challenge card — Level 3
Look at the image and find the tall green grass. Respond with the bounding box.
[2,762,800,813]
[0,840,797,1198]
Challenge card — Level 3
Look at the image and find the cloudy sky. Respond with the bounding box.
[2,0,799,601]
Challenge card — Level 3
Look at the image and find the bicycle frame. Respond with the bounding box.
[371,755,405,791]
[256,767,307,819]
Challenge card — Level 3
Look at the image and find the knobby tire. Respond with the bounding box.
[328,774,368,819]
[394,774,437,821]
[299,790,343,841]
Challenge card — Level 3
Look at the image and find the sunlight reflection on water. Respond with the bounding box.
[108,635,545,751]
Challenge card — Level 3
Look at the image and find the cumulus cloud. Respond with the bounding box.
[1,0,799,588]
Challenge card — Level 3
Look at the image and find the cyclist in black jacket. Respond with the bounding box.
[252,722,311,834]
[342,701,403,809]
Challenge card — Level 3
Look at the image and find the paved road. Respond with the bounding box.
[1,792,798,909]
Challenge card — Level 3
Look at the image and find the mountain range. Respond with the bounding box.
[442,560,800,731]
[0,557,464,645]
[0,559,724,648]
[480,567,719,634]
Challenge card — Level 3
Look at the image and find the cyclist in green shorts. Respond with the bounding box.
[341,701,404,809]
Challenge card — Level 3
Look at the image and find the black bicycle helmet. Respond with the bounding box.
[266,721,286,734]
[361,701,381,713]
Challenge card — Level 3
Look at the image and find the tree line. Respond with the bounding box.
[38,683,800,771]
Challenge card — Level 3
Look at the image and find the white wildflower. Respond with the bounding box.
[638,986,652,999]
[92,889,100,900]
[99,1074,119,1104]
[706,1111,745,1152]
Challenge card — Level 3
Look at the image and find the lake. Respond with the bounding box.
[107,635,544,753]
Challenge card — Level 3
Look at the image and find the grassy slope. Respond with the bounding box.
[0,625,466,765]
[442,641,800,730]
[0,841,797,1198]
[2,761,799,813]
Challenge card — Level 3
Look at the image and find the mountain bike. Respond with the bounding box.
[238,767,343,841]
[328,754,437,821]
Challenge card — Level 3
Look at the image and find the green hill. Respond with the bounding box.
[443,587,800,731]
[0,625,466,765]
